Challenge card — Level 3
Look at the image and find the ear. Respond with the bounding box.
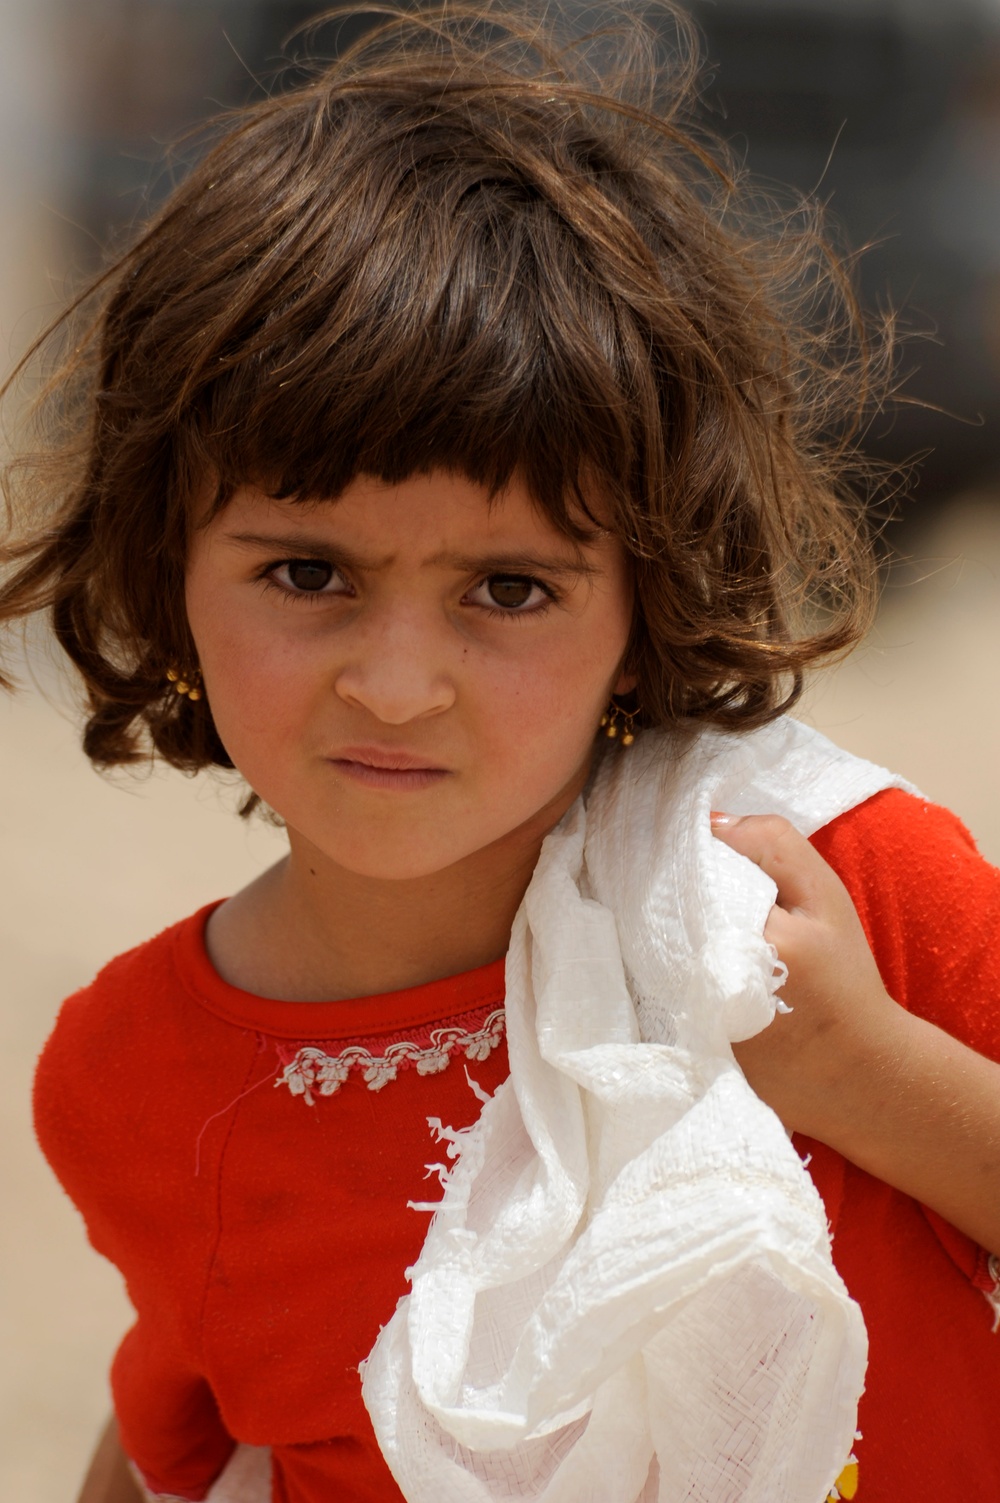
[613,669,638,696]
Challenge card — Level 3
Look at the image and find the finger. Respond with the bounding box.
[710,811,831,914]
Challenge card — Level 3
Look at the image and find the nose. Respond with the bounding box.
[333,604,456,725]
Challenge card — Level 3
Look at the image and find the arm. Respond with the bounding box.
[77,1417,143,1503]
[711,810,1000,1254]
[34,965,237,1503]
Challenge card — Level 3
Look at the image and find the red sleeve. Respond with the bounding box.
[810,786,1000,1064]
[109,1329,233,1501]
[33,939,237,1502]
[809,785,1000,1288]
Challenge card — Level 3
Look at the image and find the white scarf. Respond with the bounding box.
[358,718,912,1503]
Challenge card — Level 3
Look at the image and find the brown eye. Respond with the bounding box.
[486,575,535,608]
[465,573,552,615]
[285,559,334,592]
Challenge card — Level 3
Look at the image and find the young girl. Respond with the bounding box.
[3,5,999,1501]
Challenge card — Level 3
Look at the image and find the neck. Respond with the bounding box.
[205,804,566,1003]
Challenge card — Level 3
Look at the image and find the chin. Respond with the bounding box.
[287,822,482,882]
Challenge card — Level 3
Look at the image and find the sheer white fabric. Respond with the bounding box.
[362,719,913,1503]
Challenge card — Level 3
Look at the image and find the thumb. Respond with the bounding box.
[710,811,828,915]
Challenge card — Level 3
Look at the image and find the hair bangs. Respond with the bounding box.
[191,126,636,540]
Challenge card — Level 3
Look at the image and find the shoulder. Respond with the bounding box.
[811,785,990,922]
[810,785,984,894]
[36,904,217,1059]
[33,905,220,1163]
[811,788,1000,1057]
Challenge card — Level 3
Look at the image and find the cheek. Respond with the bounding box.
[185,582,311,759]
[206,642,315,760]
[469,628,623,776]
[494,651,604,723]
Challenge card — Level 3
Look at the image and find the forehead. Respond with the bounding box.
[207,471,616,564]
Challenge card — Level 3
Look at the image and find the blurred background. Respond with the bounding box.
[2,1,998,1498]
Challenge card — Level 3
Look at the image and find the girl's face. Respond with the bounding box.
[185,470,635,883]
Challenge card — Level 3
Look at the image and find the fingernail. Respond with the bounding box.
[710,811,736,827]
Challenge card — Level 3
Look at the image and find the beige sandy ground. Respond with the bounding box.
[1,494,998,1502]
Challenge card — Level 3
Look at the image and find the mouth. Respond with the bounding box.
[328,745,451,791]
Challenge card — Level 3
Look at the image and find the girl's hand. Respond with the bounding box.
[709,811,900,1143]
[710,811,1000,1254]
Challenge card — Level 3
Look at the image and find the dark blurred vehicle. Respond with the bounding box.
[63,0,1000,505]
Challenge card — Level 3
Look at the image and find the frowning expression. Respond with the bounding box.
[185,470,634,882]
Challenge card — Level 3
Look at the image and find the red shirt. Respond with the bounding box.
[34,789,1000,1502]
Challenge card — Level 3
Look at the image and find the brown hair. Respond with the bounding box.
[0,0,892,785]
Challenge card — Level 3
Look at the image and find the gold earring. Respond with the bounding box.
[166,666,203,702]
[600,698,638,746]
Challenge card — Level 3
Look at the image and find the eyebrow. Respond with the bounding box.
[221,531,602,579]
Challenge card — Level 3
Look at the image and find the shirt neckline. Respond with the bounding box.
[173,901,508,1042]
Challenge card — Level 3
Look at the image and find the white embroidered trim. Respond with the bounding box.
[275,1008,506,1104]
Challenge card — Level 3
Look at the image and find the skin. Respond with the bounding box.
[713,812,1000,1255]
[76,469,1000,1500]
[76,1419,140,1503]
[186,469,637,1001]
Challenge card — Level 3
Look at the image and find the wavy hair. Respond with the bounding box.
[1,0,893,784]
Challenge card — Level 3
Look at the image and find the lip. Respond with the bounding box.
[334,744,448,772]
[327,744,451,791]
